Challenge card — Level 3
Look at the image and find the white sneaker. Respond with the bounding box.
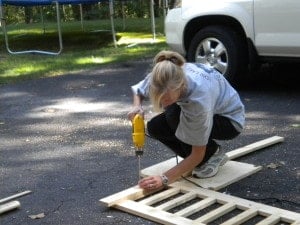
[192,147,229,178]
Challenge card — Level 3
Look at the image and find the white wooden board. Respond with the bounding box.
[141,135,284,190]
[100,136,294,224]
[141,159,262,190]
[100,183,300,225]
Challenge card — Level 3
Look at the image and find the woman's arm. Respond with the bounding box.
[138,145,206,189]
[165,145,206,183]
[127,94,144,120]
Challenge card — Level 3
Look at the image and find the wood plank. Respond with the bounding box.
[156,192,197,211]
[141,136,283,179]
[98,136,300,225]
[175,197,216,217]
[194,202,236,223]
[100,185,155,207]
[138,188,181,205]
[142,160,262,190]
[171,183,300,221]
[0,190,32,204]
[139,136,288,191]
[116,200,202,225]
[101,182,300,224]
[220,208,258,225]
[182,161,262,190]
[226,136,284,160]
[255,214,281,225]
[141,157,181,178]
[0,201,21,214]
[291,222,300,225]
[256,208,299,224]
[140,136,283,190]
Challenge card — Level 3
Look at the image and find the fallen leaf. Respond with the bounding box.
[266,163,280,169]
[28,213,45,219]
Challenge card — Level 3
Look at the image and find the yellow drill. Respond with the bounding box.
[132,114,145,179]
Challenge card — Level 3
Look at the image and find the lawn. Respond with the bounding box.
[0,17,169,84]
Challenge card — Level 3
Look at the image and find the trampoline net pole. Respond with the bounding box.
[55,1,63,55]
[150,0,156,41]
[109,0,117,48]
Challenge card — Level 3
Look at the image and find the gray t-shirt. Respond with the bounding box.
[131,63,245,146]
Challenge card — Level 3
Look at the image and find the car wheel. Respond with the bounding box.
[187,25,247,83]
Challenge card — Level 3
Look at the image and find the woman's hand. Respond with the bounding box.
[127,105,144,121]
[138,176,163,190]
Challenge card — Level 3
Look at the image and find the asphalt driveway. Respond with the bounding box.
[0,59,299,225]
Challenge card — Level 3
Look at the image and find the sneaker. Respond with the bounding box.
[192,147,229,178]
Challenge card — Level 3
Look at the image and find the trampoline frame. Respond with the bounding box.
[0,0,116,55]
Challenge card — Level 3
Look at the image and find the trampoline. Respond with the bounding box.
[0,0,117,55]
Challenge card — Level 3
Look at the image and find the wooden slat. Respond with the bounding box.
[226,136,284,160]
[175,197,216,217]
[156,192,197,211]
[138,188,181,205]
[98,136,300,225]
[0,190,32,204]
[195,202,236,223]
[256,208,299,224]
[100,185,154,207]
[173,183,300,221]
[220,208,258,225]
[116,200,203,225]
[101,182,300,224]
[255,214,281,225]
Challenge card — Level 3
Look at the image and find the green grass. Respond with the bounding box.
[0,18,169,84]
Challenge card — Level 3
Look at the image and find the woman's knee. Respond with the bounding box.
[147,115,165,138]
[147,120,156,137]
[165,104,181,130]
[147,104,180,138]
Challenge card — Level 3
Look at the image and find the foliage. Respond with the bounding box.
[0,18,169,84]
[2,1,166,24]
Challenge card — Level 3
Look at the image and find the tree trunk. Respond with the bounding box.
[154,0,160,17]
[24,6,33,24]
[72,5,80,20]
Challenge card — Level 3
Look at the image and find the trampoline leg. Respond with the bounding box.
[109,0,117,48]
[0,1,63,55]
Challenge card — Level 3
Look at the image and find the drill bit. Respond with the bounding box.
[136,149,143,180]
[137,155,141,180]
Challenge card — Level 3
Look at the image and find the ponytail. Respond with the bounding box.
[149,51,187,111]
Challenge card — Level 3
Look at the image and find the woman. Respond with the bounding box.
[127,50,245,190]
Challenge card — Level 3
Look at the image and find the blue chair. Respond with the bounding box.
[0,0,116,55]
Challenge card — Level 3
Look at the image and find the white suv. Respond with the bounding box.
[165,0,300,83]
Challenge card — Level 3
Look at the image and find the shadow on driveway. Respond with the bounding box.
[0,60,299,224]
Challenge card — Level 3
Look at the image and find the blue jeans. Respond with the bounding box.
[147,103,240,166]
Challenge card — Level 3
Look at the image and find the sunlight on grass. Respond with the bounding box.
[3,64,47,77]
[117,32,165,45]
[0,18,169,84]
[7,29,52,35]
[76,56,113,65]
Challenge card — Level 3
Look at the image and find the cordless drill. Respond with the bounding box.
[132,114,145,179]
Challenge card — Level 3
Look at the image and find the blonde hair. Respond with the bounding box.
[149,50,187,111]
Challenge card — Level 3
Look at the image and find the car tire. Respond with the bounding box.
[187,25,247,83]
